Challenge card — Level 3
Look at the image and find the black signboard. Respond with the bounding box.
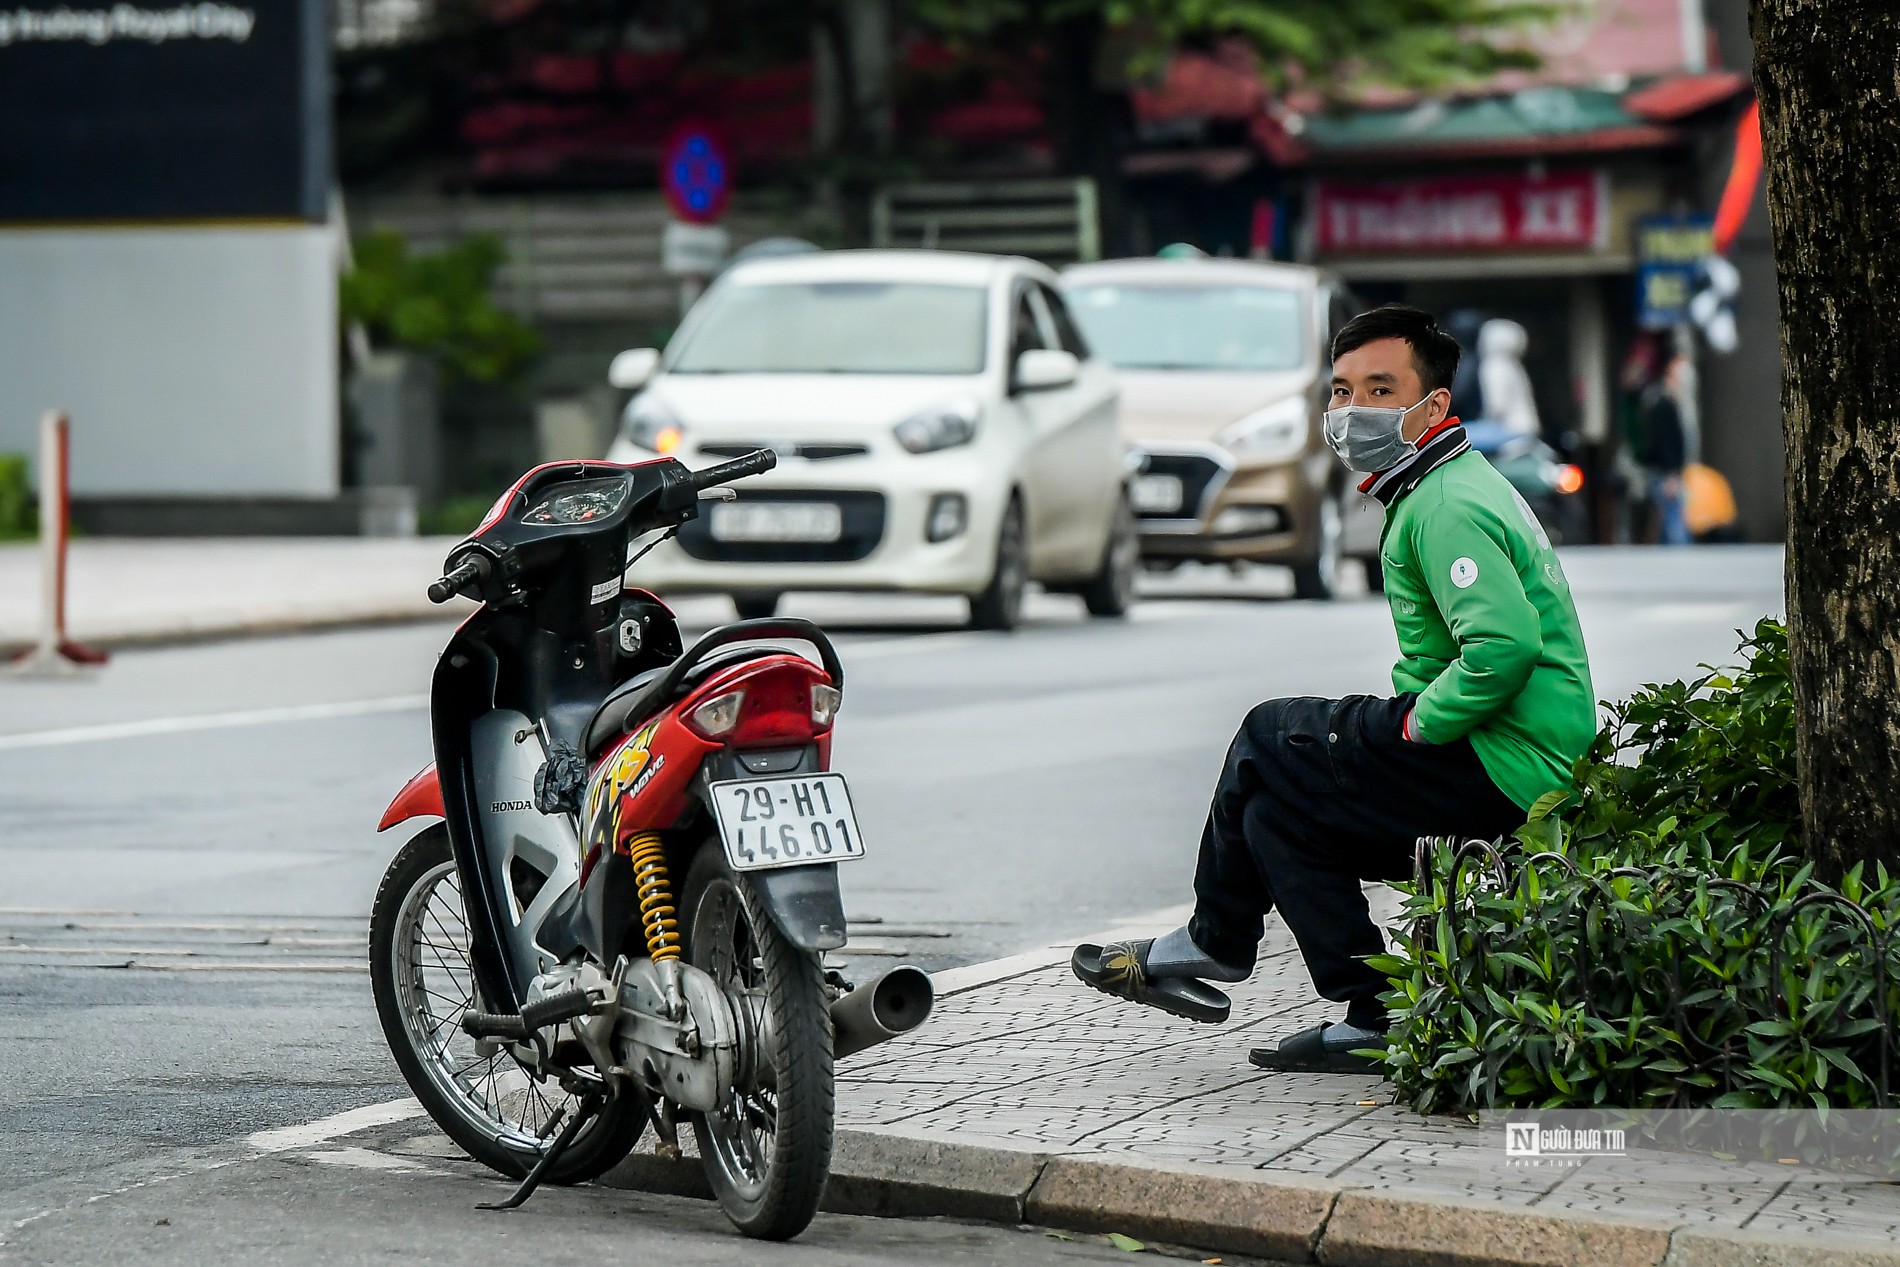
[0,0,329,222]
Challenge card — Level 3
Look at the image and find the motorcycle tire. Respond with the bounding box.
[369,824,645,1183]
[680,845,834,1240]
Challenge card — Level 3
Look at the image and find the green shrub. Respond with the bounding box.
[0,453,35,540]
[341,229,541,384]
[418,494,498,538]
[1375,620,1900,1112]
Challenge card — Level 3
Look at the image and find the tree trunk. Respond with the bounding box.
[1750,0,1900,881]
[1043,10,1129,255]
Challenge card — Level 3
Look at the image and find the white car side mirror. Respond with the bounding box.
[1013,348,1078,393]
[608,348,662,390]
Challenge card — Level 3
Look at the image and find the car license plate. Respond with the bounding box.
[709,774,865,872]
[709,502,843,543]
[1132,473,1185,515]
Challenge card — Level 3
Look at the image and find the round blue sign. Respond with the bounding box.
[662,128,731,224]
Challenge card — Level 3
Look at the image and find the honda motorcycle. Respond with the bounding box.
[369,450,933,1240]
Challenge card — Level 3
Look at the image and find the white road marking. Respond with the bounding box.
[302,1146,437,1174]
[246,1100,426,1154]
[0,695,428,751]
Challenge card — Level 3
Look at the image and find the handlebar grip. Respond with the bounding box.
[428,557,484,604]
[689,448,777,491]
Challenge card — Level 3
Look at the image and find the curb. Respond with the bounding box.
[0,603,468,656]
[600,1130,1900,1267]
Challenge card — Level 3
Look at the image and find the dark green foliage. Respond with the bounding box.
[0,453,35,540]
[341,230,541,384]
[1376,620,1900,1112]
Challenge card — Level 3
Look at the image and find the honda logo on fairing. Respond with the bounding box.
[490,799,533,813]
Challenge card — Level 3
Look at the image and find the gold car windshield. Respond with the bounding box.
[1066,284,1305,372]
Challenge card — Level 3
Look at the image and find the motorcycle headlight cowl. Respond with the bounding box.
[621,394,686,456]
[1218,397,1309,462]
[893,398,981,454]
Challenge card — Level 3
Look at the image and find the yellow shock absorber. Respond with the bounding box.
[626,832,680,962]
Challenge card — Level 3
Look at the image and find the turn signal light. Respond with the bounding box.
[1555,464,1585,495]
[812,683,842,727]
[689,689,746,737]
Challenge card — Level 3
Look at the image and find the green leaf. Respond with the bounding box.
[1105,1233,1147,1252]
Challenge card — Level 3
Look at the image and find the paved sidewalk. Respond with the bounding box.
[0,537,471,651]
[614,896,1900,1267]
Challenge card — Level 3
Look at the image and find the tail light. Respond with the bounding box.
[683,667,842,745]
[689,689,747,737]
[1555,464,1585,495]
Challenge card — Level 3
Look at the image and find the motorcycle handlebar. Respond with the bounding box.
[688,448,777,492]
[427,555,487,604]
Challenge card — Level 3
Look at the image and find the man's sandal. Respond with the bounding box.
[1247,1022,1386,1074]
[1070,939,1231,1024]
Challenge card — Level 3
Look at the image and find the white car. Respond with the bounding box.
[604,250,1135,629]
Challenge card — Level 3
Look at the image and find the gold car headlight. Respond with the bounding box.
[1217,397,1308,462]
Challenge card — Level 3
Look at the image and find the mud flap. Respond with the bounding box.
[745,863,848,952]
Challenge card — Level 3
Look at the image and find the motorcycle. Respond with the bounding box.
[368,449,934,1240]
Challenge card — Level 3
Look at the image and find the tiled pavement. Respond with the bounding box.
[819,899,1900,1257]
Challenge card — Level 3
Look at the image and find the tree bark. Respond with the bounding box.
[1043,9,1130,255]
[1750,0,1900,881]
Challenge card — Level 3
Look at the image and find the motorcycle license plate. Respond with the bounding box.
[709,774,865,872]
[709,502,843,543]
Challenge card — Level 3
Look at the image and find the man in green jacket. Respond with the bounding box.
[1073,304,1596,1073]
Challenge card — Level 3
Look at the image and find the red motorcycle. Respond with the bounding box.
[369,450,931,1240]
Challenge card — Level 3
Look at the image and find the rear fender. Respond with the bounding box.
[378,763,444,831]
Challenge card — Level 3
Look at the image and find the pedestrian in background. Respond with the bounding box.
[1640,353,1692,546]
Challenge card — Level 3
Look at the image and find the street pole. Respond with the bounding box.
[8,410,107,678]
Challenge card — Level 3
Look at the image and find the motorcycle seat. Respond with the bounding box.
[583,646,780,755]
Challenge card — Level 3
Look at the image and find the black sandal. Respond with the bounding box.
[1070,939,1231,1025]
[1247,1022,1386,1074]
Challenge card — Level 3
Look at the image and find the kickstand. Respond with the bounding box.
[478,1095,602,1211]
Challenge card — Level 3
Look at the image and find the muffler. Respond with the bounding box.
[831,964,934,1059]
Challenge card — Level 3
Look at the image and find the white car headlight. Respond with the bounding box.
[619,394,686,456]
[893,398,981,454]
[1218,397,1308,462]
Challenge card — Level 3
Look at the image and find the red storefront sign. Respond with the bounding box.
[1314,171,1608,254]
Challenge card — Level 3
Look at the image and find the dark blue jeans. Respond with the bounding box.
[1187,694,1524,1028]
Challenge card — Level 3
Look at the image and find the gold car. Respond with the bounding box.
[1061,257,1378,600]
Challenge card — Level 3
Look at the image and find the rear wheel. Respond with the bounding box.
[368,825,644,1182]
[1080,493,1138,618]
[1292,491,1344,601]
[1361,555,1385,594]
[732,593,782,621]
[968,496,1028,631]
[682,847,834,1240]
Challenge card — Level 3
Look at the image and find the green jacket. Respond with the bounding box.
[1379,447,1597,810]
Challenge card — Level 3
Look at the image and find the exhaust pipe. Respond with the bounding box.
[831,964,934,1060]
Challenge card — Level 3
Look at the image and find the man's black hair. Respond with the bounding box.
[1330,304,1462,395]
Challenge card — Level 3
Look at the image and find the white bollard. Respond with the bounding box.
[8,410,106,678]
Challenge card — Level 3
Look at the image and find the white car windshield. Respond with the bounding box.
[1065,284,1305,372]
[669,280,989,374]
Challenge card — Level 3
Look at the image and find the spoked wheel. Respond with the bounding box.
[368,825,644,1181]
[681,847,833,1240]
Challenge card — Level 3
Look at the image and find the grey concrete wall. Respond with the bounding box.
[0,225,338,497]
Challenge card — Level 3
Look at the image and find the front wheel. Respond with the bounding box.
[681,847,834,1240]
[732,593,782,621]
[968,496,1028,631]
[1080,492,1138,618]
[368,825,644,1182]
[1292,490,1344,601]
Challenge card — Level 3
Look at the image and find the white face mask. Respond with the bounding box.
[1322,396,1433,473]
